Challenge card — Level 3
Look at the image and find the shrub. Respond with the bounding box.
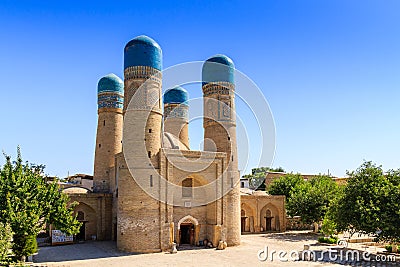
[318,236,339,244]
[385,245,400,253]
[12,234,37,261]
[321,216,337,236]
[0,222,13,263]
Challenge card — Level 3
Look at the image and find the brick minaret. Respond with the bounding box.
[117,35,163,252]
[93,73,124,193]
[163,86,189,148]
[202,55,241,246]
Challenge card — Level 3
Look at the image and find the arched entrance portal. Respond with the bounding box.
[177,215,199,246]
[73,202,97,241]
[76,211,86,241]
[260,203,280,232]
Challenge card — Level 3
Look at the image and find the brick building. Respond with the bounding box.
[63,35,285,253]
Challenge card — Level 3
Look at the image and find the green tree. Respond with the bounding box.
[242,166,285,190]
[0,148,81,261]
[332,161,400,242]
[0,222,12,263]
[286,175,339,227]
[267,173,304,199]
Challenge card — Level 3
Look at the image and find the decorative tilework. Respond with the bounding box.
[124,66,162,112]
[202,82,234,97]
[97,73,124,110]
[98,92,124,109]
[164,104,189,120]
[202,81,235,127]
[124,66,162,82]
[98,73,124,94]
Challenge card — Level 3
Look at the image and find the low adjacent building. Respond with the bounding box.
[240,189,286,233]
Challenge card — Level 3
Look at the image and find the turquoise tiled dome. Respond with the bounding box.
[97,73,124,94]
[164,86,188,105]
[202,54,235,85]
[124,35,162,70]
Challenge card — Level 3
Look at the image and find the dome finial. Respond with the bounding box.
[202,54,234,85]
[164,86,188,105]
[97,73,124,94]
[124,35,162,70]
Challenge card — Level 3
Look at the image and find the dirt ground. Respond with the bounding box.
[32,231,396,267]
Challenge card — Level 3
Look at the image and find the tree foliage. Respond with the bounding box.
[0,222,12,263]
[330,161,400,242]
[0,148,81,260]
[267,173,304,199]
[242,166,285,190]
[286,175,339,224]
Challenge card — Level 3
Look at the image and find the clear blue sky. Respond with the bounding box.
[1,0,399,178]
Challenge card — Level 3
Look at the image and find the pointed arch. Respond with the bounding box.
[177,215,199,230]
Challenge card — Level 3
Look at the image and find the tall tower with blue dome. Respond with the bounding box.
[202,54,241,246]
[163,86,189,148]
[93,73,124,193]
[117,35,164,252]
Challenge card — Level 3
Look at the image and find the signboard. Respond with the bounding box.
[51,230,73,245]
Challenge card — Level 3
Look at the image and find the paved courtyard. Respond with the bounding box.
[33,231,397,267]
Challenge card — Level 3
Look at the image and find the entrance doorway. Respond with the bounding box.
[180,223,194,245]
[241,217,247,232]
[76,211,86,241]
[76,222,86,241]
[265,209,273,231]
[265,217,272,231]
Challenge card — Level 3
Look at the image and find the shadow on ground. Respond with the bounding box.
[261,231,319,243]
[34,241,135,263]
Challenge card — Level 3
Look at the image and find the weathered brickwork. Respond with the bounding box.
[93,74,124,193]
[93,111,123,193]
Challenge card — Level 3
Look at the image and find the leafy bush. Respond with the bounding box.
[0,222,13,263]
[318,236,339,244]
[321,216,337,236]
[385,245,400,253]
[12,234,37,261]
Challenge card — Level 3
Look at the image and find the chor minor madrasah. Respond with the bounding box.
[63,35,286,253]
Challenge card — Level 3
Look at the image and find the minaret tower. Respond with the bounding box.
[123,35,163,165]
[117,35,163,253]
[202,55,241,246]
[93,73,124,193]
[163,86,189,148]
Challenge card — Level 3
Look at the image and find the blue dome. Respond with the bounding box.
[97,73,124,94]
[124,35,162,70]
[202,54,235,85]
[164,86,188,105]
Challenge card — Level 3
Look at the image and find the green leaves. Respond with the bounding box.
[0,222,12,262]
[284,175,339,225]
[267,173,304,199]
[243,166,285,190]
[330,161,400,242]
[0,148,81,260]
